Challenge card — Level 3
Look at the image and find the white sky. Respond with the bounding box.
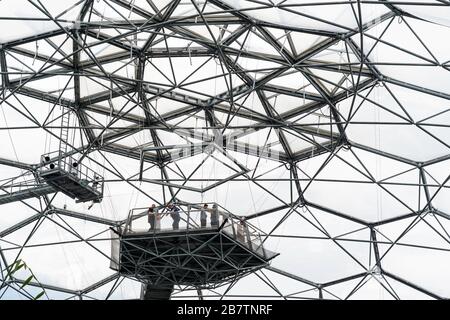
[0,0,450,300]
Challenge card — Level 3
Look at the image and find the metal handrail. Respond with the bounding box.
[122,202,269,259]
[124,206,210,232]
[39,150,104,194]
[0,171,41,196]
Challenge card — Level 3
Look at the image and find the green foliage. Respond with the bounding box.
[20,275,34,289]
[6,259,48,300]
[34,291,45,300]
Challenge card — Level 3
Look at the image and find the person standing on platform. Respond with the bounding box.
[200,203,208,228]
[148,204,157,231]
[210,203,219,227]
[169,203,181,230]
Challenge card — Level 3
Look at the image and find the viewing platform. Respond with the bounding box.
[39,151,104,203]
[110,202,278,293]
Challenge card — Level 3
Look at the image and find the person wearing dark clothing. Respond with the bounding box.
[169,203,181,230]
[210,203,219,227]
[200,203,208,228]
[148,204,156,231]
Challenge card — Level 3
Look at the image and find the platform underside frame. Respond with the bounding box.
[115,227,275,290]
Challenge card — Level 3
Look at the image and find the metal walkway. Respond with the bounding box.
[0,185,55,205]
[39,151,104,203]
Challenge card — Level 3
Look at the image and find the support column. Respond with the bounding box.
[141,283,174,300]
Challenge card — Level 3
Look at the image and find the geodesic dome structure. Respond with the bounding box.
[0,0,450,300]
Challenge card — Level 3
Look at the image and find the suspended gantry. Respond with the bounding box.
[110,203,278,299]
[39,151,104,203]
[37,107,104,204]
[2,0,449,301]
[0,153,104,205]
[0,106,104,205]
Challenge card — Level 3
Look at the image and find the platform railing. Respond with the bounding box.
[123,203,224,233]
[39,150,104,194]
[121,202,268,259]
[0,172,42,197]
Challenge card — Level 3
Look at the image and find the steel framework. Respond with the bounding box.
[0,0,450,300]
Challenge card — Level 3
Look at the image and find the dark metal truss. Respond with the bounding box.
[0,0,450,300]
